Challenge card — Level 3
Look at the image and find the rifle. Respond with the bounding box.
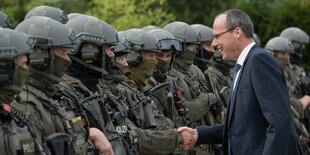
[119,90,142,128]
[143,96,157,129]
[291,106,310,138]
[106,93,125,125]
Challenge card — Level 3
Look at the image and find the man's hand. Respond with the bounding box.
[177,127,198,150]
[89,127,114,155]
[299,95,310,110]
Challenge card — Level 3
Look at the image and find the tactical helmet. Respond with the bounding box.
[163,21,201,44]
[25,6,68,24]
[15,16,76,77]
[0,11,10,28]
[264,36,294,53]
[253,33,261,46]
[67,13,84,20]
[123,28,161,78]
[123,28,161,53]
[66,15,119,55]
[148,28,182,51]
[141,25,160,32]
[111,33,131,56]
[0,27,34,92]
[66,15,118,75]
[148,28,181,74]
[191,24,213,42]
[280,27,309,44]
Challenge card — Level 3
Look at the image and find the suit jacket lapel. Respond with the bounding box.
[227,45,258,127]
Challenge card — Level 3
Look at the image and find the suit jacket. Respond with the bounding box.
[196,45,303,155]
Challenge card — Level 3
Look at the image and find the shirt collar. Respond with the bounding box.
[236,42,255,66]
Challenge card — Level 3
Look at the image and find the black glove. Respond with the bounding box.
[211,98,223,116]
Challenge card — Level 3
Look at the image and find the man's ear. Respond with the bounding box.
[235,27,242,38]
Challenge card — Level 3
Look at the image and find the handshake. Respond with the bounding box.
[177,127,199,150]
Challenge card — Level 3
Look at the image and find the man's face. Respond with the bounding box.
[116,55,128,67]
[144,51,156,60]
[276,51,290,59]
[211,14,238,61]
[17,54,27,69]
[186,44,198,53]
[105,45,115,58]
[202,41,215,52]
[156,50,172,61]
[53,47,70,60]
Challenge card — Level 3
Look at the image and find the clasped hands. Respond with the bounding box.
[177,127,198,150]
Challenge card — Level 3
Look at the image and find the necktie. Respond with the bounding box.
[232,64,241,90]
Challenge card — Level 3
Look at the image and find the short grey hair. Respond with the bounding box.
[219,9,254,39]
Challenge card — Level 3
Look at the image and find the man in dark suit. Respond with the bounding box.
[178,9,303,155]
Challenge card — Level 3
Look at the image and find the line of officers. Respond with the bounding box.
[0,5,309,155]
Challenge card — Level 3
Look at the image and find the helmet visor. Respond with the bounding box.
[160,39,182,51]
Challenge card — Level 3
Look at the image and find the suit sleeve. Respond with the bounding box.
[196,123,224,145]
[251,52,294,155]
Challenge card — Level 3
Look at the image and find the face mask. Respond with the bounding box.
[156,58,171,71]
[53,54,72,77]
[290,53,301,65]
[15,66,29,87]
[202,48,214,60]
[178,48,197,66]
[136,59,157,78]
[110,62,126,75]
[277,57,289,69]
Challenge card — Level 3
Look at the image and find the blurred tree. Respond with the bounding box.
[234,0,310,71]
[86,0,175,31]
[164,0,233,27]
[0,0,89,28]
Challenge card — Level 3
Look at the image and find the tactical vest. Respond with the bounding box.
[170,65,216,155]
[16,84,89,155]
[97,78,139,154]
[148,77,190,128]
[63,75,129,155]
[117,81,184,155]
[1,102,47,155]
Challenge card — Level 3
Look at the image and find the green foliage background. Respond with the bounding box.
[1,0,310,70]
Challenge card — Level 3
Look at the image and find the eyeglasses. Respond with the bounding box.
[213,27,237,39]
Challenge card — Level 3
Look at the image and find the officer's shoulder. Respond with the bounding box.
[20,85,49,103]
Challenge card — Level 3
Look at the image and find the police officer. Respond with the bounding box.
[207,50,234,113]
[25,5,69,24]
[0,27,48,155]
[11,16,113,155]
[164,21,220,155]
[265,36,310,114]
[145,28,192,128]
[65,15,128,154]
[265,36,310,154]
[191,24,214,72]
[280,27,309,95]
[114,28,190,154]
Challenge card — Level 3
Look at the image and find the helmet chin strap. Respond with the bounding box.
[128,51,152,77]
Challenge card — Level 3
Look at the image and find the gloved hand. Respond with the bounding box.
[211,98,223,116]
